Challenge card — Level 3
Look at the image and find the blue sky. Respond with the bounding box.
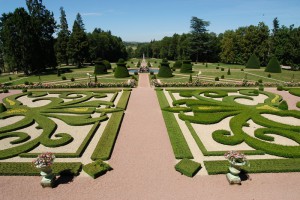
[1,0,299,42]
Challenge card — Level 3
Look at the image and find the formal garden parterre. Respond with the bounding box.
[0,89,131,178]
[156,88,300,176]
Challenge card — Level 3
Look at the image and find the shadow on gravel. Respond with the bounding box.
[53,169,75,188]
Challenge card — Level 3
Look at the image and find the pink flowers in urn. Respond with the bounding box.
[224,150,247,164]
[32,152,55,169]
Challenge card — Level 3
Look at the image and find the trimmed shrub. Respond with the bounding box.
[83,160,112,179]
[150,71,154,75]
[265,57,282,73]
[114,59,130,78]
[158,59,173,78]
[221,68,224,71]
[216,66,219,69]
[215,77,219,81]
[94,75,98,83]
[268,73,272,78]
[180,60,193,73]
[175,159,202,177]
[221,75,225,79]
[3,88,8,93]
[227,68,231,75]
[24,81,29,85]
[62,76,66,80]
[94,60,107,75]
[277,85,284,91]
[246,54,260,69]
[0,103,7,113]
[134,71,138,75]
[22,88,27,93]
[189,74,193,83]
[259,84,264,91]
[57,69,61,76]
[71,77,75,82]
[258,79,263,83]
[9,77,12,81]
[278,100,288,110]
[241,68,244,71]
[103,60,111,69]
[173,60,182,69]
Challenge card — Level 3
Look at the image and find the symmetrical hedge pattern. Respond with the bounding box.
[158,88,300,175]
[0,90,130,176]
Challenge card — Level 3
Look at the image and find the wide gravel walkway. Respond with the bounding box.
[1,77,300,200]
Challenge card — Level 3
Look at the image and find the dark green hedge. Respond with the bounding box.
[103,60,112,69]
[204,159,300,175]
[0,162,82,176]
[265,57,281,73]
[289,88,300,97]
[246,54,260,69]
[114,59,129,78]
[175,159,201,177]
[83,160,112,179]
[94,60,107,75]
[0,103,6,113]
[180,60,193,73]
[158,59,173,78]
[173,60,182,69]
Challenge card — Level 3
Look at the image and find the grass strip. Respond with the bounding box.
[0,162,82,176]
[175,159,202,177]
[91,111,124,161]
[116,91,131,109]
[204,159,300,175]
[83,160,112,179]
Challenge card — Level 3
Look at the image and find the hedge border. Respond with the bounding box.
[175,158,201,177]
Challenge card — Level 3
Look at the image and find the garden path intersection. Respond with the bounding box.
[0,74,299,199]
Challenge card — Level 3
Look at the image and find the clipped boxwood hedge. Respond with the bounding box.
[83,160,112,179]
[175,158,201,177]
[180,60,193,73]
[246,54,260,69]
[94,60,108,75]
[265,57,282,73]
[158,59,173,78]
[114,59,130,78]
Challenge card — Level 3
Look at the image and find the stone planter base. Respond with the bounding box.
[226,173,241,184]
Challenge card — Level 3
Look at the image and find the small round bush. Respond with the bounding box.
[134,71,138,75]
[221,68,224,71]
[9,77,12,81]
[215,77,219,81]
[278,100,288,110]
[268,73,272,78]
[258,79,263,83]
[259,84,264,91]
[22,88,27,93]
[277,85,284,91]
[216,67,219,69]
[27,91,32,96]
[24,81,29,85]
[217,63,220,66]
[62,76,66,80]
[150,71,154,75]
[0,103,7,113]
[103,60,112,70]
[241,68,244,71]
[71,77,75,82]
[221,75,225,79]
[3,88,9,93]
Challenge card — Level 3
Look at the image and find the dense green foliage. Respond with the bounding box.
[0,162,82,176]
[175,159,202,177]
[0,103,6,112]
[289,88,300,97]
[114,59,130,78]
[158,59,173,78]
[173,60,182,69]
[204,159,300,175]
[94,60,107,74]
[180,60,193,73]
[278,100,288,110]
[265,57,282,73]
[246,54,260,69]
[83,160,112,179]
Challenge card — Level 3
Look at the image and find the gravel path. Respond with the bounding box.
[1,81,300,199]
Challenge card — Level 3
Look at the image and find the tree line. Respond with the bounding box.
[0,0,127,74]
[130,17,300,69]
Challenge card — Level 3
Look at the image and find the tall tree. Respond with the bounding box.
[68,13,89,67]
[189,17,210,62]
[55,7,70,65]
[26,0,57,71]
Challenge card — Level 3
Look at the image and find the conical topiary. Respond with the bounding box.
[103,60,112,69]
[180,60,193,73]
[265,57,281,73]
[173,60,182,69]
[0,103,6,113]
[157,59,173,78]
[246,54,260,69]
[114,59,130,78]
[94,60,107,75]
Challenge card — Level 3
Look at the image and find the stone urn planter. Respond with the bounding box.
[224,151,248,185]
[33,152,56,188]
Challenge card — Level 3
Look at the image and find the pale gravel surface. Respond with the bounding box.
[0,86,300,199]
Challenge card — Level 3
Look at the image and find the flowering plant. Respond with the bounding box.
[224,150,247,164]
[32,152,55,168]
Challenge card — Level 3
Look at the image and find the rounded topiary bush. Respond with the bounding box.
[22,88,27,93]
[62,76,66,80]
[103,60,112,70]
[215,77,219,81]
[265,57,282,73]
[0,103,7,113]
[173,60,182,69]
[3,88,9,93]
[277,85,284,91]
[94,60,107,75]
[180,60,193,73]
[114,59,130,78]
[246,54,260,69]
[278,100,288,110]
[157,59,173,78]
[71,77,75,82]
